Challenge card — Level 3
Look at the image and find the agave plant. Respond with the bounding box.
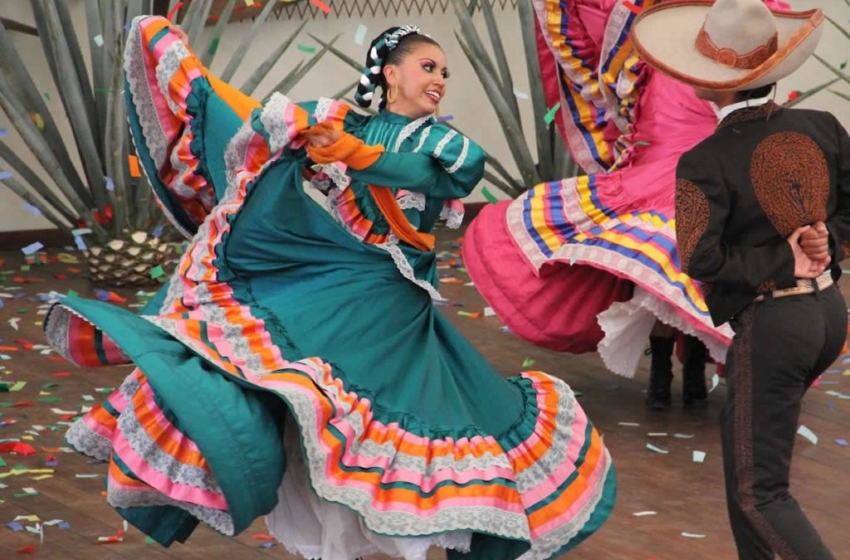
[0,0,327,286]
[805,4,850,105]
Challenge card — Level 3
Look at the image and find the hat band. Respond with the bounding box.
[695,26,778,69]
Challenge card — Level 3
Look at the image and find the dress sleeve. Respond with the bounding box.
[675,149,796,291]
[310,123,485,199]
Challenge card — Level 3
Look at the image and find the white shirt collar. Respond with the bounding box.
[715,96,772,123]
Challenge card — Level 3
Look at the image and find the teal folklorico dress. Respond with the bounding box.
[43,16,616,560]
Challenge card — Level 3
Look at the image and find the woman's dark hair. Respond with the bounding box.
[737,83,776,102]
[354,27,441,109]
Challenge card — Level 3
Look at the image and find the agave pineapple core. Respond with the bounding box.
[84,231,172,287]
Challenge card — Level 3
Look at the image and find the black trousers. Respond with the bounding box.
[722,284,845,560]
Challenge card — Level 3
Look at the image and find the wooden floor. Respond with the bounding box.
[1,230,849,560]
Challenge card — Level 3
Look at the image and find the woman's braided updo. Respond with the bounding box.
[354,26,441,110]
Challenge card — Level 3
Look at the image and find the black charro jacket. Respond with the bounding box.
[675,101,850,326]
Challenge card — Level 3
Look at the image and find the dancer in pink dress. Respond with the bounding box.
[465,0,790,387]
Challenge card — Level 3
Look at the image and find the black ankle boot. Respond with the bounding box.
[645,336,674,410]
[682,335,708,408]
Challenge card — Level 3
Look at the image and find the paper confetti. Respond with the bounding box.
[23,243,44,257]
[835,439,848,446]
[693,450,706,463]
[354,24,368,46]
[21,203,41,217]
[0,170,12,181]
[128,154,142,177]
[797,425,818,445]
[0,127,6,137]
[709,373,720,393]
[105,176,115,191]
[167,2,184,21]
[522,357,536,368]
[93,34,104,47]
[543,103,561,125]
[617,422,640,427]
[481,186,499,205]
[513,87,529,100]
[681,532,707,539]
[632,511,657,517]
[310,0,332,13]
[298,44,317,54]
[646,443,668,454]
[623,0,642,13]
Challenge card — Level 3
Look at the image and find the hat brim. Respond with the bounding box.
[630,1,823,91]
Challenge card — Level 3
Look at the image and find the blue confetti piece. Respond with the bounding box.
[58,521,70,529]
[836,439,848,446]
[6,521,24,531]
[0,170,12,180]
[23,203,41,216]
[152,225,164,238]
[259,542,277,549]
[436,115,454,123]
[21,241,44,255]
[0,300,5,308]
[94,289,110,301]
[74,235,87,251]
[124,23,131,31]
[105,176,115,191]
[0,127,7,137]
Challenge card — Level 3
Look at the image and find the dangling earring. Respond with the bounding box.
[387,85,398,104]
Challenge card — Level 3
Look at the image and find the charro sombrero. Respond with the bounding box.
[630,0,824,91]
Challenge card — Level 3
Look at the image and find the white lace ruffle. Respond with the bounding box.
[596,286,730,377]
[266,422,472,560]
[376,235,445,302]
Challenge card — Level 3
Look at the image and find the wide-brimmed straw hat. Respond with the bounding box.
[630,0,824,91]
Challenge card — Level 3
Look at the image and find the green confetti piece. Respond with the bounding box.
[208,37,220,56]
[38,397,62,404]
[150,265,165,279]
[42,383,60,389]
[297,44,316,54]
[43,92,50,101]
[481,187,499,205]
[544,103,561,125]
[521,357,536,368]
[841,61,847,70]
[9,382,26,392]
[67,289,78,297]
[145,536,157,544]
[0,457,6,467]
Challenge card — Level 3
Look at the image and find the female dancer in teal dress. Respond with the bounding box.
[43,18,615,559]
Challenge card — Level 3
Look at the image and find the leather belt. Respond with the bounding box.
[754,271,833,302]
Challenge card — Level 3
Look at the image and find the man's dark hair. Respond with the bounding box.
[737,83,776,102]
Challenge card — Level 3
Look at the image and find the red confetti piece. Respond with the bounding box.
[787,91,800,101]
[166,2,184,21]
[0,346,18,351]
[310,0,332,13]
[623,0,642,13]
[12,401,33,408]
[107,292,127,304]
[51,371,72,377]
[252,534,276,541]
[17,545,37,553]
[0,442,37,455]
[15,339,34,350]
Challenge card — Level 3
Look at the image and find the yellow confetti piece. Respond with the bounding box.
[31,474,53,481]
